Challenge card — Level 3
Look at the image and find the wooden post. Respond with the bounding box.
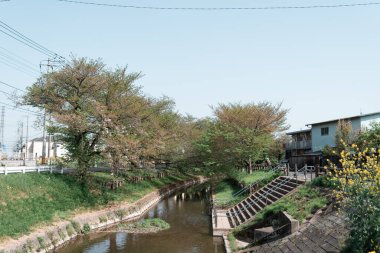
[315,165,320,178]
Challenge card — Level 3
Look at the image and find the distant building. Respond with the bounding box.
[26,137,67,160]
[286,111,380,167]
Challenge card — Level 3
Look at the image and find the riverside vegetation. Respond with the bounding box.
[0,170,191,239]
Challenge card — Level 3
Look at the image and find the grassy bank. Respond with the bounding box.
[214,170,280,208]
[229,170,280,186]
[0,171,192,239]
[228,178,330,251]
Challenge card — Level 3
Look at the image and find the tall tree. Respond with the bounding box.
[195,102,289,171]
[335,120,353,152]
[25,58,108,179]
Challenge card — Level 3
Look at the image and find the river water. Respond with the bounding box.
[56,183,224,253]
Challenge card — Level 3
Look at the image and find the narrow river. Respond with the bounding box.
[56,183,224,253]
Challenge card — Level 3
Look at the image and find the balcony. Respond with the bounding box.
[285,140,312,150]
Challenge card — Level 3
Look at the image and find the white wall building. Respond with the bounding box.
[26,137,67,160]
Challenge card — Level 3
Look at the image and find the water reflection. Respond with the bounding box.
[56,184,223,253]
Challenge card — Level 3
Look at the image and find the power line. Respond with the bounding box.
[0,101,43,116]
[0,80,26,93]
[0,47,40,73]
[57,0,380,10]
[0,55,39,77]
[0,20,66,62]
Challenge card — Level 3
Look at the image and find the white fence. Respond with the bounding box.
[0,166,111,175]
[0,166,66,175]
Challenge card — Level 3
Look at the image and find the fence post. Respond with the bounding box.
[37,167,40,173]
[50,167,53,174]
[315,165,319,178]
[304,163,307,181]
[61,168,64,174]
[5,167,7,175]
[22,168,25,174]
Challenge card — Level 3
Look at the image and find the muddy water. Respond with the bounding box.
[56,184,224,253]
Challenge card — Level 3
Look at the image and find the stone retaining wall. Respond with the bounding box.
[0,176,207,253]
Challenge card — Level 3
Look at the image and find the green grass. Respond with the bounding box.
[230,170,280,186]
[227,180,329,251]
[117,218,170,233]
[0,171,192,239]
[214,179,245,208]
[214,170,280,208]
[254,184,328,222]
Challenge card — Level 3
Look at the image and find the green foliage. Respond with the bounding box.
[115,209,127,221]
[82,223,91,234]
[227,232,237,252]
[57,228,66,240]
[66,224,75,237]
[356,121,380,149]
[194,102,289,171]
[229,170,280,186]
[251,183,327,223]
[118,218,170,232]
[342,189,380,253]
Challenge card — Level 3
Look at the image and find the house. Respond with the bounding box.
[286,111,380,167]
[26,137,67,161]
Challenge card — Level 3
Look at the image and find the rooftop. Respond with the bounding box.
[306,111,380,126]
[286,129,311,135]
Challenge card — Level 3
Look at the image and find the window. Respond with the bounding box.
[321,127,329,136]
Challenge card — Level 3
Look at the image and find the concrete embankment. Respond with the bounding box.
[0,176,208,253]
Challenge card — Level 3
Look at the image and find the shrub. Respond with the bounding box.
[82,223,91,234]
[99,215,108,223]
[71,221,81,234]
[329,144,380,252]
[57,228,66,240]
[115,209,127,221]
[47,231,58,246]
[66,224,75,237]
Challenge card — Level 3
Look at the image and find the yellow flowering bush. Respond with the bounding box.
[328,143,380,252]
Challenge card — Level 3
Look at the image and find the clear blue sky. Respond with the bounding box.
[1,0,380,155]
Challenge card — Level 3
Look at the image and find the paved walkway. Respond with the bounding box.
[237,206,348,253]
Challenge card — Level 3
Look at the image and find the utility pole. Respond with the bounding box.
[0,106,4,154]
[25,115,29,162]
[39,58,62,165]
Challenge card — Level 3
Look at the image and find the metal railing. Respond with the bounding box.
[213,164,288,208]
[293,164,315,181]
[222,176,295,219]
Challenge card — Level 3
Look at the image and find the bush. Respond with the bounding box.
[82,223,91,234]
[70,221,81,234]
[115,209,127,221]
[99,215,108,223]
[329,144,380,252]
[66,224,75,237]
[57,228,66,240]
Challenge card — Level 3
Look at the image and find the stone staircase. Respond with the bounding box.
[226,176,304,228]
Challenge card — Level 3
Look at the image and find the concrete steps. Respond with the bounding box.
[226,176,304,228]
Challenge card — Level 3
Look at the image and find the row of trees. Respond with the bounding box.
[24,58,289,179]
